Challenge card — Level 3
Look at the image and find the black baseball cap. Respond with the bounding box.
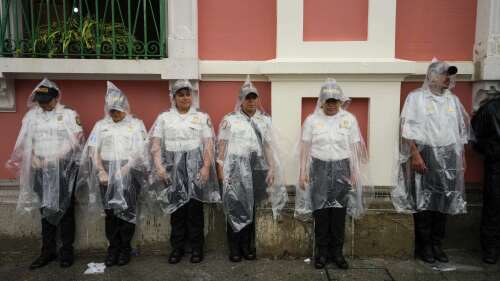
[447,66,458,75]
[34,86,59,103]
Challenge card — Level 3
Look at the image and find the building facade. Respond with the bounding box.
[0,0,499,257]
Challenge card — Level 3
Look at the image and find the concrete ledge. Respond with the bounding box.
[0,187,482,258]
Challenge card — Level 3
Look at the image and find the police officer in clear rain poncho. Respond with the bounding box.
[295,79,373,270]
[216,76,288,263]
[148,79,220,264]
[392,60,470,264]
[471,87,500,264]
[6,79,84,269]
[77,82,148,266]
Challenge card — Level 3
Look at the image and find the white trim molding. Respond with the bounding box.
[474,0,500,80]
[276,0,396,59]
[0,77,15,112]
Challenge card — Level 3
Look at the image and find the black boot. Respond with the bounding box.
[241,246,256,261]
[168,248,184,264]
[332,252,349,270]
[59,247,74,268]
[314,256,327,269]
[117,249,131,266]
[432,245,449,263]
[417,245,436,263]
[190,249,204,263]
[483,248,498,264]
[105,250,119,267]
[29,253,57,270]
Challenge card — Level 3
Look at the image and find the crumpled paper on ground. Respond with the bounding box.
[84,262,106,274]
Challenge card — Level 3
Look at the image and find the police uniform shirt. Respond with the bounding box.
[88,116,147,161]
[30,104,82,159]
[218,110,272,157]
[302,110,361,162]
[401,89,467,147]
[151,107,213,152]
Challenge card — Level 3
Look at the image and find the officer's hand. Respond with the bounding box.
[157,167,172,186]
[411,153,427,173]
[299,173,309,190]
[119,165,130,177]
[98,170,109,186]
[265,170,275,187]
[31,157,43,169]
[198,165,210,184]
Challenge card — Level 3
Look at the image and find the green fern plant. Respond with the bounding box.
[31,16,135,58]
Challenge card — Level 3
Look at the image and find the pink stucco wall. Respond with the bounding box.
[198,0,277,60]
[395,0,477,61]
[303,0,368,41]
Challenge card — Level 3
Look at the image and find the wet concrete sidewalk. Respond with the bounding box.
[1,249,499,281]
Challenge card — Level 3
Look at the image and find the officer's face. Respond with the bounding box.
[323,99,341,116]
[109,109,126,123]
[38,98,57,112]
[433,74,451,89]
[241,94,258,116]
[174,89,192,112]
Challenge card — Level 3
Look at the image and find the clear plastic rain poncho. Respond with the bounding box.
[392,60,470,215]
[6,79,84,225]
[217,76,288,232]
[147,79,220,215]
[294,79,373,221]
[77,82,149,223]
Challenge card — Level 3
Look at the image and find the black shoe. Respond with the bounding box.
[314,256,327,269]
[29,253,57,270]
[417,245,436,264]
[483,249,498,264]
[432,245,449,263]
[241,247,256,261]
[117,250,131,266]
[190,250,203,263]
[59,248,74,268]
[105,251,118,267]
[168,249,184,264]
[229,253,241,262]
[332,254,349,270]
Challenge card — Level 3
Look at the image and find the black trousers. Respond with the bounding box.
[225,154,267,255]
[40,196,75,258]
[170,199,204,252]
[413,210,447,253]
[480,160,500,252]
[313,207,347,258]
[33,159,77,259]
[226,212,256,255]
[105,209,135,255]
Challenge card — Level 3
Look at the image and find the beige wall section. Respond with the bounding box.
[271,77,402,187]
